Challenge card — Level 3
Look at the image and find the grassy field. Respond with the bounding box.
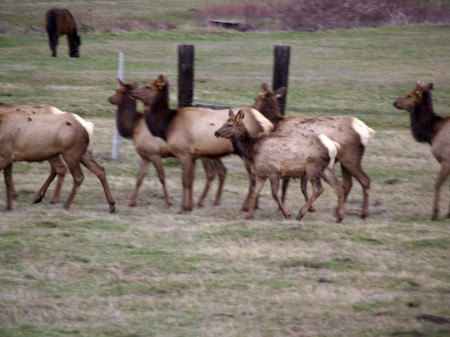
[0,1,450,336]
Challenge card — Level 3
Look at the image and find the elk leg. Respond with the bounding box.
[296,177,324,221]
[181,157,195,212]
[62,157,84,211]
[246,176,266,219]
[341,161,371,219]
[300,175,317,212]
[341,164,353,202]
[212,159,227,206]
[34,156,66,204]
[129,159,150,207]
[242,161,258,211]
[322,167,346,223]
[151,156,171,208]
[80,151,116,213]
[4,164,14,211]
[281,177,290,204]
[197,158,215,208]
[269,174,290,219]
[432,162,450,220]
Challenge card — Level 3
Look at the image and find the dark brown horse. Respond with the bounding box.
[45,8,81,57]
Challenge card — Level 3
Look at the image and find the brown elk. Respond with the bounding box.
[0,110,115,212]
[129,73,273,212]
[215,109,345,222]
[393,82,450,220]
[108,79,227,207]
[253,83,375,218]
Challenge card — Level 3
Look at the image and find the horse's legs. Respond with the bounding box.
[81,151,116,213]
[432,161,450,220]
[4,164,14,211]
[48,33,57,57]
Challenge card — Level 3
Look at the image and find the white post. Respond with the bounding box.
[112,52,124,160]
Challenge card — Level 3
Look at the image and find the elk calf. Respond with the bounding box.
[215,109,345,222]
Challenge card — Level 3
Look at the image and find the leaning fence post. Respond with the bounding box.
[272,45,290,115]
[178,45,195,108]
[112,51,124,160]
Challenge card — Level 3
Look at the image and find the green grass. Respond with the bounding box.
[0,3,450,336]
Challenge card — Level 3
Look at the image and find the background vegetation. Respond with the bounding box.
[0,1,449,336]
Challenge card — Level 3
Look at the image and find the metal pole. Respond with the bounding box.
[112,52,124,160]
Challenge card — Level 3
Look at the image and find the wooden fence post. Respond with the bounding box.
[272,45,290,115]
[178,45,195,108]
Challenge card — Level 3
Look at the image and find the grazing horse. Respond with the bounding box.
[45,8,81,57]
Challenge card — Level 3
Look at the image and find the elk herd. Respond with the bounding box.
[1,77,449,221]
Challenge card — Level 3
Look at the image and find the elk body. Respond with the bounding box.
[393,82,450,220]
[254,84,375,218]
[0,110,115,212]
[108,79,227,207]
[129,73,273,212]
[215,109,345,222]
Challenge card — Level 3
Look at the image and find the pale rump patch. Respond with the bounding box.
[71,113,94,150]
[351,117,375,147]
[48,106,65,114]
[318,134,339,169]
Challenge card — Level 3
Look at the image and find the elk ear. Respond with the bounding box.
[427,82,434,91]
[117,78,125,88]
[158,73,168,84]
[274,87,286,98]
[260,83,269,93]
[236,109,245,123]
[228,109,235,118]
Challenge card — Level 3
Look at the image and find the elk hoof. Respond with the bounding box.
[431,209,439,221]
[109,203,116,213]
[336,216,343,223]
[128,202,137,207]
[308,206,317,213]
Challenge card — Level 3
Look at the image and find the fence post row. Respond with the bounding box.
[113,45,290,158]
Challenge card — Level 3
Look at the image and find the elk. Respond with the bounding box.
[215,109,345,222]
[253,83,375,218]
[0,110,116,212]
[393,82,450,220]
[0,102,84,204]
[108,79,227,207]
[129,73,273,212]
